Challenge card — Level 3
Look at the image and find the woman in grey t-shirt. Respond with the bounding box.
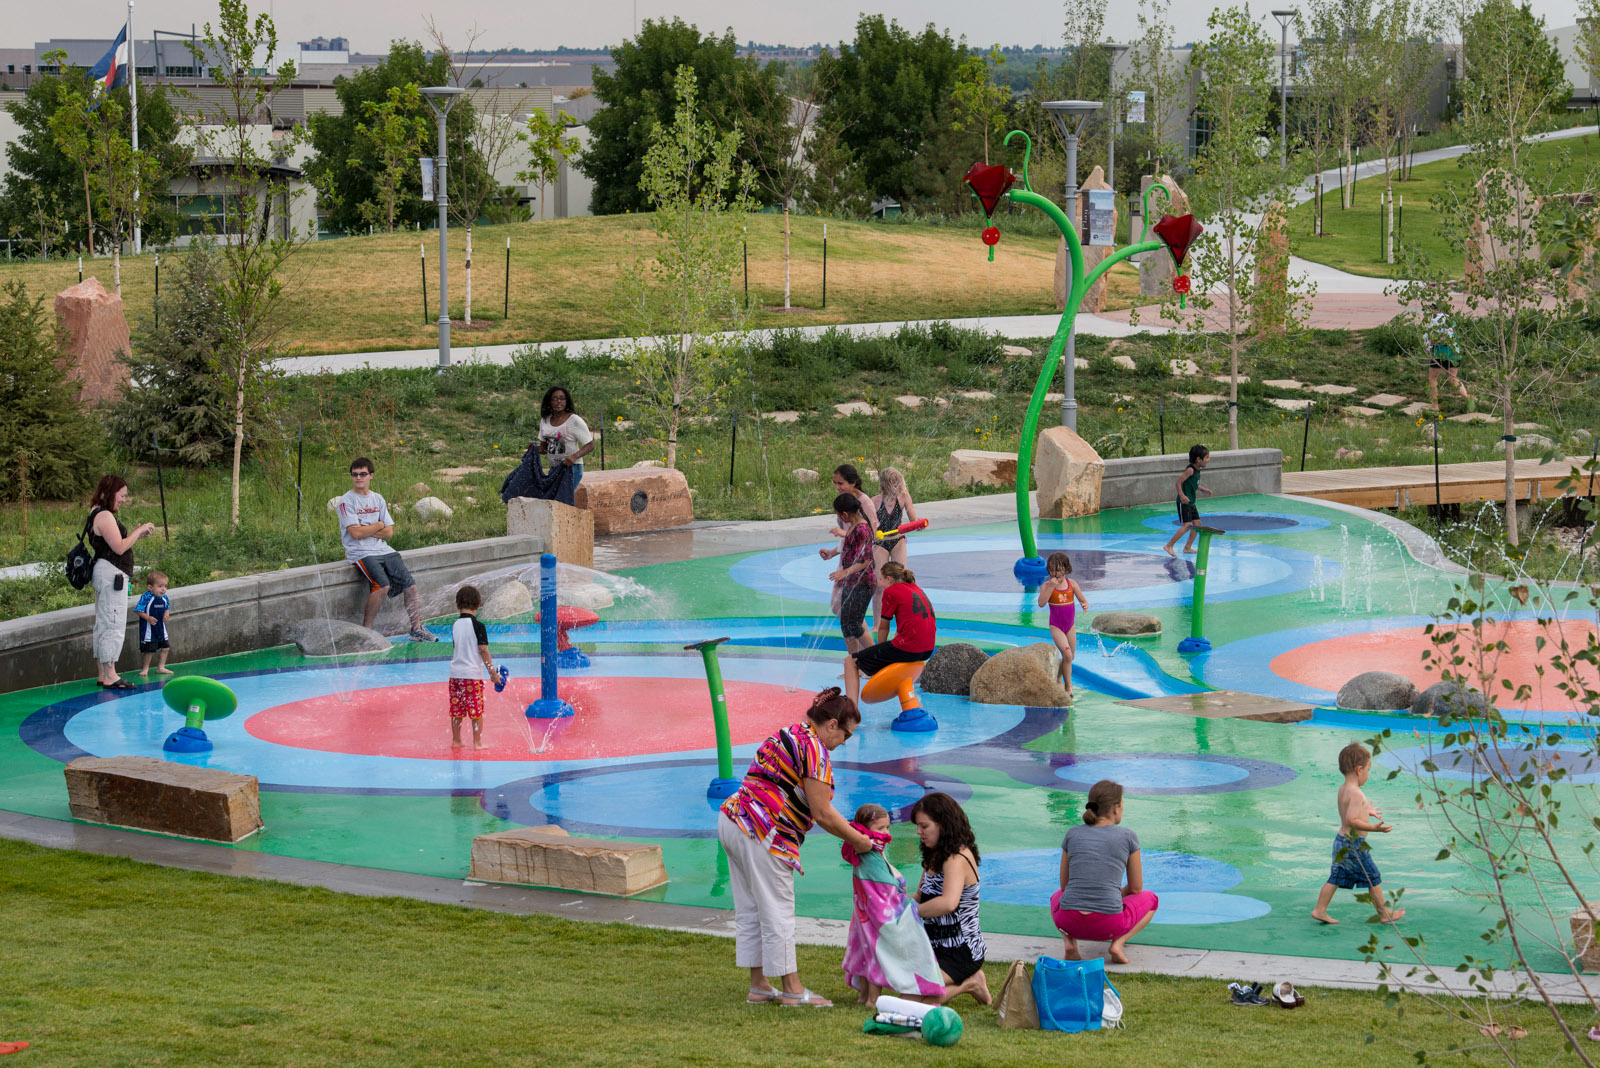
[1049,779,1160,964]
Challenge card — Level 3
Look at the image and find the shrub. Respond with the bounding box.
[0,280,102,501]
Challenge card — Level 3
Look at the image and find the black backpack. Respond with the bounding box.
[65,511,96,590]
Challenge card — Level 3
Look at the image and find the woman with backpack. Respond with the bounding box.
[85,475,155,689]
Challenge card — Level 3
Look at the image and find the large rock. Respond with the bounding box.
[1092,612,1162,636]
[506,497,594,568]
[920,643,990,696]
[943,449,1017,489]
[1138,175,1193,297]
[1410,680,1492,719]
[284,618,393,656]
[65,755,263,843]
[54,277,131,405]
[575,468,694,535]
[1079,166,1119,314]
[1337,671,1419,711]
[1466,172,1540,283]
[558,581,615,612]
[1035,426,1103,519]
[413,496,454,521]
[479,580,534,620]
[1571,902,1600,973]
[970,643,1071,707]
[470,825,668,896]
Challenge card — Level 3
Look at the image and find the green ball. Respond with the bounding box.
[920,1006,962,1047]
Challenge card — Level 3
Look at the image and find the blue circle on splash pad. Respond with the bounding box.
[497,762,929,838]
[915,549,1183,594]
[1140,511,1330,534]
[1055,757,1248,789]
[982,848,1270,925]
[1381,742,1600,783]
[728,533,1338,613]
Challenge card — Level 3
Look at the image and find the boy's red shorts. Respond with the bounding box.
[448,678,485,720]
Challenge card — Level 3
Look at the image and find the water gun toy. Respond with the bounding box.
[494,665,510,692]
[876,518,929,541]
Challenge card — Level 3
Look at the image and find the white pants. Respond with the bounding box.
[91,558,130,665]
[718,812,798,979]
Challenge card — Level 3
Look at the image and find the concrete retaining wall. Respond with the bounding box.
[0,535,542,694]
[1100,448,1283,510]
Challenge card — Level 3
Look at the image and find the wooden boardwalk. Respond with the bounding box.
[1282,457,1595,509]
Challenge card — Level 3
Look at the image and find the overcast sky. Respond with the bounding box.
[18,0,1591,53]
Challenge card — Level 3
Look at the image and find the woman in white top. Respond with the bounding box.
[533,387,594,489]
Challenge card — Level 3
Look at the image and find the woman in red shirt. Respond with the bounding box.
[843,561,936,707]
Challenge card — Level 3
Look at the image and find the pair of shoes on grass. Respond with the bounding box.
[1230,981,1304,1008]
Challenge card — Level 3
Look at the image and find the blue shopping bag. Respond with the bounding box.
[1032,955,1108,1033]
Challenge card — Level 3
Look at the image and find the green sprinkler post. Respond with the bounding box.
[1177,526,1226,654]
[964,130,1199,585]
[686,637,738,798]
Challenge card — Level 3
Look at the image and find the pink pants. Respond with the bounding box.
[1050,888,1160,942]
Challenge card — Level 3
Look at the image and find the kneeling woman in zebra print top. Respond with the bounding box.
[912,792,992,1005]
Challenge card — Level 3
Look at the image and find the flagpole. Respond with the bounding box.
[128,0,142,256]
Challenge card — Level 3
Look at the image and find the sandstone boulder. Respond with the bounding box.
[576,467,694,535]
[1571,902,1600,972]
[1092,612,1162,636]
[507,497,594,568]
[1035,426,1103,519]
[414,496,454,521]
[479,580,534,620]
[1410,680,1492,719]
[65,755,263,843]
[920,643,990,696]
[326,496,342,516]
[54,277,131,405]
[792,468,820,483]
[944,449,1017,489]
[558,581,616,612]
[1336,670,1419,711]
[1078,166,1118,314]
[470,826,668,896]
[409,481,432,497]
[969,643,1070,707]
[1251,201,1291,336]
[285,618,393,657]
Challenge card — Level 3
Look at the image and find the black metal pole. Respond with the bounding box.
[1301,399,1312,471]
[296,421,304,529]
[152,431,169,541]
[743,240,749,310]
[1440,415,1452,534]
[154,253,160,329]
[1158,398,1165,454]
[599,425,605,471]
[729,411,738,487]
[504,236,510,320]
[1587,438,1598,502]
[822,225,828,309]
[420,244,429,326]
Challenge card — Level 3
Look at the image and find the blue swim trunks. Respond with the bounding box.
[1327,832,1381,889]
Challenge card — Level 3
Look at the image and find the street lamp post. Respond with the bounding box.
[1104,44,1129,191]
[1271,10,1298,170]
[420,86,464,372]
[1041,100,1101,431]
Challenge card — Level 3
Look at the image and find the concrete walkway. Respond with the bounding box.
[2,807,1584,1001]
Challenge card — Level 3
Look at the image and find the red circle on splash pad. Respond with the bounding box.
[1270,619,1598,712]
[245,677,809,761]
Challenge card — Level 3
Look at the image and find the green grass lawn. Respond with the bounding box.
[0,837,1586,1067]
[0,212,1102,357]
[1,325,1596,623]
[1287,135,1600,278]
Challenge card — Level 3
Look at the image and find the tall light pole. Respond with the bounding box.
[1042,100,1101,431]
[1271,9,1298,170]
[420,86,464,372]
[1104,43,1129,191]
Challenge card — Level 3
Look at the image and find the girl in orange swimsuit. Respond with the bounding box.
[1036,551,1088,702]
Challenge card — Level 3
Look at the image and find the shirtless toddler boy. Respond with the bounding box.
[1311,742,1405,925]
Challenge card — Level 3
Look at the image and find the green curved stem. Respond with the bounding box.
[1006,182,1163,564]
[1140,184,1171,242]
[1002,130,1034,193]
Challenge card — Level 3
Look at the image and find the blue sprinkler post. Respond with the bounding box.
[1176,526,1224,655]
[526,553,575,718]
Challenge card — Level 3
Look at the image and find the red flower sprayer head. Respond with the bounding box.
[1152,213,1204,307]
[964,162,1017,261]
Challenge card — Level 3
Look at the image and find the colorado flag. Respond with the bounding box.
[89,26,130,97]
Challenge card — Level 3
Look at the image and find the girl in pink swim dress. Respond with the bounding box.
[1036,551,1088,702]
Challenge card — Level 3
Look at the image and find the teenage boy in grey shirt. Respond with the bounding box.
[336,456,437,641]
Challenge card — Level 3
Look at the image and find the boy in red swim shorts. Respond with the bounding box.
[447,586,496,749]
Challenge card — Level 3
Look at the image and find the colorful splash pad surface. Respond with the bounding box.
[2,494,1596,969]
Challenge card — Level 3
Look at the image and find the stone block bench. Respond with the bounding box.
[64,755,264,843]
[574,467,694,535]
[506,497,595,567]
[470,826,669,896]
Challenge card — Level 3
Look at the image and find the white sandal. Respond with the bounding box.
[780,989,832,1007]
